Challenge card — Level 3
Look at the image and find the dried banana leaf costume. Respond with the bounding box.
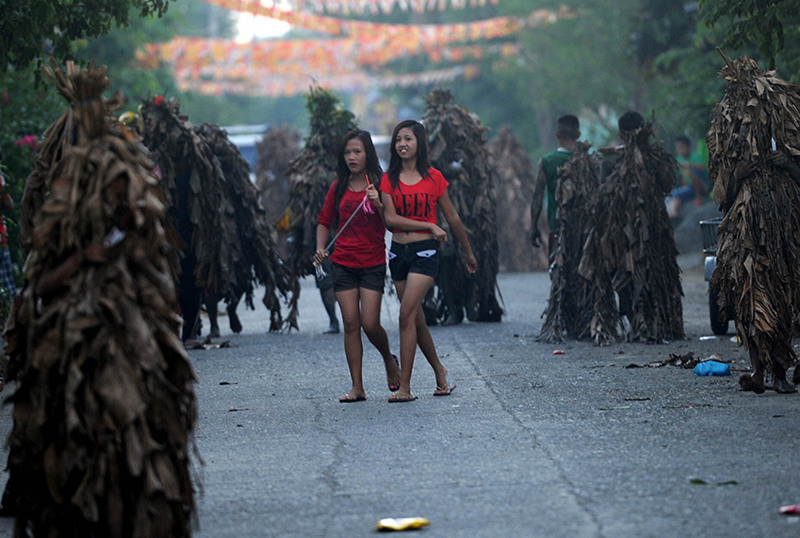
[537,142,599,343]
[256,125,301,224]
[579,123,684,344]
[708,56,800,389]
[423,88,503,324]
[197,123,291,332]
[3,62,196,537]
[140,97,239,341]
[283,87,357,329]
[487,125,539,272]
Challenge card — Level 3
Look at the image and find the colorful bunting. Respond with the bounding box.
[172,64,480,97]
[278,0,499,15]
[200,0,570,41]
[140,1,572,96]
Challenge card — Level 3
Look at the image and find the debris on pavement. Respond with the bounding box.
[693,360,731,376]
[375,517,431,532]
[779,504,800,515]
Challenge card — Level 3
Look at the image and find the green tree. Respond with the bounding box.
[0,0,172,70]
[700,0,800,71]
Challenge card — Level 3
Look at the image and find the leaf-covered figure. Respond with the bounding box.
[423,88,503,324]
[3,61,197,537]
[708,55,800,393]
[256,125,302,227]
[283,86,357,329]
[537,142,599,343]
[487,125,546,272]
[579,114,685,344]
[196,123,292,333]
[140,95,240,342]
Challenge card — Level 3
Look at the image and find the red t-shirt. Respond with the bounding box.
[317,181,386,268]
[379,168,448,228]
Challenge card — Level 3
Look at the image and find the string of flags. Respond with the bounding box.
[138,1,572,96]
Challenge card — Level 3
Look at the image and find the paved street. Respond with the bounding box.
[1,262,799,537]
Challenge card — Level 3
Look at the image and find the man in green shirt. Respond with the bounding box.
[667,135,709,218]
[530,114,580,255]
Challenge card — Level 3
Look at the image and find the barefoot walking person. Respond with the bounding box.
[379,120,478,402]
[314,130,402,402]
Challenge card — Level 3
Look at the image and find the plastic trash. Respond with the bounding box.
[779,504,800,515]
[375,517,430,532]
[693,360,731,376]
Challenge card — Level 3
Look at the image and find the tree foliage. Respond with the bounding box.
[700,0,799,70]
[0,0,172,70]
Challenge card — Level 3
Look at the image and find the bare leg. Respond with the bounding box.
[392,274,449,400]
[227,287,243,334]
[359,288,400,390]
[320,286,340,334]
[205,292,221,338]
[772,362,797,394]
[739,340,765,393]
[335,288,365,401]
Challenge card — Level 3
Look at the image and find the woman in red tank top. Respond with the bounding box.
[378,120,477,402]
[315,130,401,402]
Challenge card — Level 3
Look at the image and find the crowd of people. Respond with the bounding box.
[0,52,798,536]
[530,55,800,393]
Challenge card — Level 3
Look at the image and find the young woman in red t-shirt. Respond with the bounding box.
[314,130,401,402]
[379,119,478,402]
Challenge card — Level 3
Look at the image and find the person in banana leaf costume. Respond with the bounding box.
[2,61,197,536]
[537,140,599,343]
[487,125,546,273]
[708,55,800,394]
[256,125,301,232]
[283,86,358,331]
[139,96,241,344]
[196,123,292,335]
[578,111,685,344]
[422,88,503,325]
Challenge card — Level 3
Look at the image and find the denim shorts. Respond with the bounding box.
[388,239,441,281]
[330,262,386,293]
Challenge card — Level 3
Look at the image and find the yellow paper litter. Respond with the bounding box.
[375,517,430,532]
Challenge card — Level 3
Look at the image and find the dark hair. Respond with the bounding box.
[556,114,580,140]
[618,110,644,133]
[331,129,383,228]
[675,135,690,146]
[387,119,431,190]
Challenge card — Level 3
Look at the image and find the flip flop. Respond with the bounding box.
[387,354,401,392]
[433,382,456,396]
[388,392,417,403]
[339,394,366,403]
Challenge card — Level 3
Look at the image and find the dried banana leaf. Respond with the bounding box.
[537,142,599,343]
[4,61,196,537]
[487,125,548,272]
[283,86,357,329]
[579,122,685,344]
[708,55,800,377]
[196,123,292,332]
[423,88,503,324]
[140,96,240,306]
[255,125,301,226]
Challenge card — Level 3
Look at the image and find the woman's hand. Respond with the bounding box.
[313,249,328,266]
[366,184,383,209]
[430,224,448,243]
[464,252,478,274]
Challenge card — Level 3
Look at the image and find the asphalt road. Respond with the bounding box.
[1,260,799,537]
